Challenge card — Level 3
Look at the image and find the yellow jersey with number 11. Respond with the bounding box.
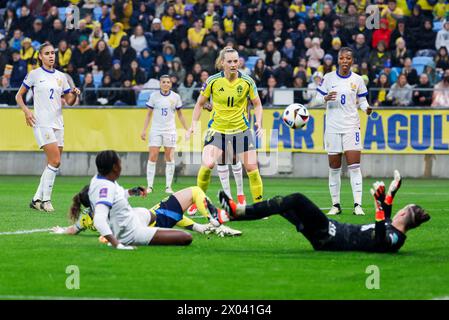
[200,71,259,134]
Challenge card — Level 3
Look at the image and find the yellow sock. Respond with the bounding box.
[176,216,195,228]
[247,169,263,202]
[197,166,212,192]
[191,186,210,219]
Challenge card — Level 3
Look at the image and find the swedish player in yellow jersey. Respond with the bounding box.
[186,47,264,203]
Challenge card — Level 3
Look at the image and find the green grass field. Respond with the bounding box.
[0,175,448,300]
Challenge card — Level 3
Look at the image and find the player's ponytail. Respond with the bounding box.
[69,185,90,223]
[37,42,54,67]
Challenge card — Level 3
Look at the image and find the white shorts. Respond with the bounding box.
[133,207,152,226]
[325,131,362,154]
[149,131,177,148]
[130,225,159,246]
[33,127,64,149]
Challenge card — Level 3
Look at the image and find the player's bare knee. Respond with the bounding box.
[203,160,215,169]
[49,159,61,168]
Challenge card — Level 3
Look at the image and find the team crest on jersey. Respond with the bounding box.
[350,82,357,91]
[236,85,243,97]
[99,188,108,198]
[57,79,63,87]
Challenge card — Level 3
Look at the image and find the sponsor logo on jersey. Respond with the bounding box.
[99,187,108,198]
[219,87,224,92]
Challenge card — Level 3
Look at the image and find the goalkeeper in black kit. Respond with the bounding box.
[217,171,430,253]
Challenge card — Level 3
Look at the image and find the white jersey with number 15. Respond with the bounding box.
[317,71,368,134]
[146,91,183,133]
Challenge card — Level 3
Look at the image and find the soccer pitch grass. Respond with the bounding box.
[0,175,448,300]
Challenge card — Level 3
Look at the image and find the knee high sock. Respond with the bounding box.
[328,167,341,205]
[42,164,59,202]
[348,163,363,205]
[217,165,232,198]
[146,161,156,188]
[191,186,211,219]
[165,161,175,188]
[247,169,263,202]
[231,161,244,196]
[197,165,212,192]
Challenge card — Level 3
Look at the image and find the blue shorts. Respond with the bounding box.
[154,195,184,228]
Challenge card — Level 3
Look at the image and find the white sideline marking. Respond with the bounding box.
[0,228,52,236]
[433,296,449,300]
[0,294,124,300]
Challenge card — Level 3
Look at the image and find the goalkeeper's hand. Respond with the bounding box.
[128,186,147,197]
[386,170,402,201]
[370,181,386,221]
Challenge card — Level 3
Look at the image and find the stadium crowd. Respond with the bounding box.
[0,0,449,107]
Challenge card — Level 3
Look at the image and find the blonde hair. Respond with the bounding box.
[215,46,238,71]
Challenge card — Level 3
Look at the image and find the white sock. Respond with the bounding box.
[217,164,232,198]
[329,167,341,206]
[231,161,244,196]
[33,171,45,201]
[42,164,59,201]
[146,161,156,188]
[348,163,363,206]
[165,161,175,188]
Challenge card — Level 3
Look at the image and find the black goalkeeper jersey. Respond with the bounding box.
[313,219,407,253]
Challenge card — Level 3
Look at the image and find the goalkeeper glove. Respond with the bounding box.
[386,170,402,205]
[128,186,146,197]
[370,181,386,221]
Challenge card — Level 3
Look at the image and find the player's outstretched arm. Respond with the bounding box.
[51,225,79,235]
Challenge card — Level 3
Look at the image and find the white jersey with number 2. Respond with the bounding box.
[22,67,71,129]
[146,90,183,133]
[317,70,368,134]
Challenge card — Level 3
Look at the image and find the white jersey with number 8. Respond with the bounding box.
[317,70,368,134]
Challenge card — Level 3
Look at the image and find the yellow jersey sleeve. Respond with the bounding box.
[201,73,222,99]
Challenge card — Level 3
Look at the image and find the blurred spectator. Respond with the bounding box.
[100,5,113,34]
[113,36,137,70]
[352,33,370,64]
[258,40,281,70]
[111,60,124,86]
[203,3,220,30]
[293,76,308,104]
[329,18,349,46]
[386,73,413,106]
[209,21,225,48]
[372,72,391,107]
[435,20,449,51]
[413,73,433,106]
[192,62,203,83]
[304,71,323,103]
[67,63,81,88]
[149,18,170,52]
[312,0,327,16]
[130,25,147,56]
[248,20,270,49]
[329,37,342,62]
[318,54,336,75]
[320,4,337,30]
[222,6,238,37]
[127,60,147,86]
[108,22,127,49]
[174,0,185,16]
[10,50,27,88]
[391,37,410,68]
[285,9,299,33]
[433,0,449,21]
[335,0,349,16]
[238,57,251,75]
[188,18,207,49]
[294,56,313,80]
[177,40,195,72]
[306,37,324,71]
[48,19,67,47]
[372,18,392,49]
[138,48,154,75]
[177,73,197,106]
[9,29,24,51]
[0,39,10,75]
[401,57,419,85]
[111,0,133,31]
[90,22,110,49]
[273,58,293,87]
[162,43,176,63]
[312,20,332,52]
[435,46,449,74]
[341,3,359,30]
[194,0,208,18]
[162,5,176,32]
[272,19,287,50]
[369,41,391,75]
[351,14,372,46]
[252,58,272,87]
[389,19,412,51]
[241,4,260,31]
[44,6,59,32]
[262,5,276,32]
[149,55,169,79]
[171,57,186,83]
[381,0,404,31]
[192,70,209,101]
[29,18,46,44]
[56,40,72,73]
[97,73,118,105]
[17,6,33,36]
[81,73,98,105]
[71,35,95,74]
[281,39,296,65]
[431,69,449,107]
[116,79,136,105]
[0,76,14,105]
[407,5,424,45]
[260,75,277,106]
[416,19,436,52]
[424,61,439,86]
[20,38,36,72]
[171,15,189,49]
[3,8,18,37]
[91,40,112,73]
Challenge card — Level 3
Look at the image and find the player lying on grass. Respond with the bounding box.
[52,152,241,241]
[218,170,430,253]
